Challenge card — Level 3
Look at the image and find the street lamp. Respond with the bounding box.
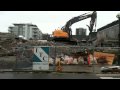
[116,13,120,65]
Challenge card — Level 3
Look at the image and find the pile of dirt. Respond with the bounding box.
[0,38,17,56]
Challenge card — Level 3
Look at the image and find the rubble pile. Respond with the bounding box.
[0,38,17,56]
[0,38,53,56]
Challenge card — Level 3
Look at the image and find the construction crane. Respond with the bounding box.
[52,11,97,45]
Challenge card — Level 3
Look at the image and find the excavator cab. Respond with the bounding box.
[52,29,78,45]
[53,29,69,39]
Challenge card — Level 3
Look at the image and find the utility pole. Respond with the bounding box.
[116,13,120,65]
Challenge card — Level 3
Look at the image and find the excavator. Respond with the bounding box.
[52,11,97,45]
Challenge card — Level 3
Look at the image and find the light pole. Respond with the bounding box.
[116,13,120,65]
[117,13,120,47]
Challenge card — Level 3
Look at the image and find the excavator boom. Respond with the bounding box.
[52,11,97,45]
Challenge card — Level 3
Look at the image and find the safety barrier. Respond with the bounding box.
[0,46,120,73]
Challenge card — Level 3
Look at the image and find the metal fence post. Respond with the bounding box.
[92,48,95,73]
[116,14,120,65]
[54,46,56,71]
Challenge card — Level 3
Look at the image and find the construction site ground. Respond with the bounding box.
[0,38,120,79]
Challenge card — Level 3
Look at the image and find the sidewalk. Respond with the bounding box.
[97,74,120,77]
[0,65,107,73]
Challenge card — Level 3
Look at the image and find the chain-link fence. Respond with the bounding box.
[15,47,33,70]
[0,46,120,73]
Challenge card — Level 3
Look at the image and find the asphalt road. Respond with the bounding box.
[0,72,100,79]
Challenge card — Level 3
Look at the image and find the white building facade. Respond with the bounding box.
[8,23,43,40]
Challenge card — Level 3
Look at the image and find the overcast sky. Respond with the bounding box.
[0,11,120,35]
